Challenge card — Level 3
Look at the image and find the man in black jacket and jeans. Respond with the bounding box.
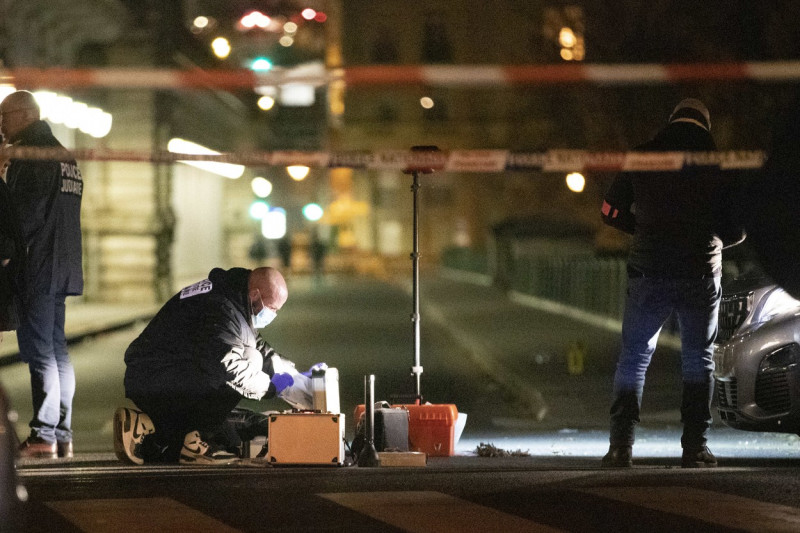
[116,266,316,465]
[600,99,745,468]
[1,91,83,459]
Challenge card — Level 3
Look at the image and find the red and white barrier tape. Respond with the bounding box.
[2,61,800,90]
[0,146,766,172]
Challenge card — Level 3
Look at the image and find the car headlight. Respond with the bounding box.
[759,343,800,373]
[749,287,800,328]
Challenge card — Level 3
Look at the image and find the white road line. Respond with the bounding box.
[46,497,241,533]
[319,491,564,533]
[582,487,800,533]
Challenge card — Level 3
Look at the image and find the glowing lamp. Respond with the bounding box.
[287,165,310,181]
[302,203,323,221]
[566,172,585,193]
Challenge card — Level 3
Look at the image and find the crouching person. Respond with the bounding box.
[114,266,315,465]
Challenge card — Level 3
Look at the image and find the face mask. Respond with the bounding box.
[252,307,277,329]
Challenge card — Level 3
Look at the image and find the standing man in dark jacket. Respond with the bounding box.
[1,91,83,459]
[116,266,317,465]
[600,99,745,468]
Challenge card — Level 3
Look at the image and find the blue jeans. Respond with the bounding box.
[610,276,721,446]
[17,294,74,443]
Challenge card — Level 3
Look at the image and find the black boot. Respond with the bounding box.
[603,390,641,467]
[680,381,717,468]
[601,445,632,468]
[681,446,717,468]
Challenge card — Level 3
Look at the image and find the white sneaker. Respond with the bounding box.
[113,407,155,465]
[179,431,239,465]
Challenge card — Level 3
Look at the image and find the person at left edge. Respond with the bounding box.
[0,131,25,343]
[1,91,83,460]
[116,266,323,465]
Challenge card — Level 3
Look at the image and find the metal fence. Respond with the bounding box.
[442,247,628,321]
[512,255,628,320]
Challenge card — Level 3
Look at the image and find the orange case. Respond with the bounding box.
[268,412,345,465]
[354,403,457,457]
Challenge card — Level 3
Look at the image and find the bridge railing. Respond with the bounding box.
[442,246,628,321]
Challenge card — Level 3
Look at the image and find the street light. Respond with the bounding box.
[47,95,73,124]
[64,101,87,129]
[167,138,244,179]
[0,86,15,101]
[257,95,275,110]
[251,57,273,71]
[302,203,324,221]
[211,37,231,59]
[240,11,271,30]
[193,16,209,30]
[566,172,585,193]
[287,165,310,181]
[249,200,270,219]
[262,207,287,239]
[251,177,273,198]
[79,107,113,138]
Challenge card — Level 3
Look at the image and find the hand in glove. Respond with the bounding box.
[270,372,294,394]
[301,362,328,377]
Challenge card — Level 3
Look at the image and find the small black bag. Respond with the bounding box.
[351,402,409,458]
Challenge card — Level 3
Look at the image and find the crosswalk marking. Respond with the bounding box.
[319,490,564,533]
[39,487,800,531]
[46,497,241,533]
[582,487,800,533]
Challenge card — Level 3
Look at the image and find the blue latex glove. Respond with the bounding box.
[270,372,294,394]
[301,362,328,378]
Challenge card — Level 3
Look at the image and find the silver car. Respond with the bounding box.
[714,276,800,434]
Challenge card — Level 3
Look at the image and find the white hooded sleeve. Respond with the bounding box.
[220,346,272,400]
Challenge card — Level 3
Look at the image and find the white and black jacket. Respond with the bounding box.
[124,267,281,400]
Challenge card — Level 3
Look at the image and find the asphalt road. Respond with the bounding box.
[3,272,800,532]
[12,455,800,532]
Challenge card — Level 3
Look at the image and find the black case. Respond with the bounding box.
[353,404,409,454]
[373,408,409,452]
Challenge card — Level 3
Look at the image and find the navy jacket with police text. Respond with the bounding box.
[6,120,83,296]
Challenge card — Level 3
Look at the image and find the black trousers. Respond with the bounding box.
[130,387,246,462]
